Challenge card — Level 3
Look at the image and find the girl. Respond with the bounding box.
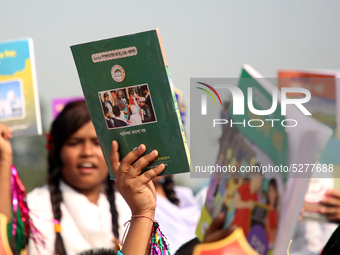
[79,142,167,255]
[0,100,131,255]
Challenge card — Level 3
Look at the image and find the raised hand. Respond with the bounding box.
[110,141,166,255]
[0,123,13,163]
[0,123,13,221]
[110,141,165,216]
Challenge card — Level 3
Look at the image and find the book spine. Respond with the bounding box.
[28,38,43,135]
[156,29,191,168]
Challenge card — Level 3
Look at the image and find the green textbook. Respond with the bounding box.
[71,29,190,179]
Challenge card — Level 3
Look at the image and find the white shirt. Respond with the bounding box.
[27,181,130,255]
[155,186,201,255]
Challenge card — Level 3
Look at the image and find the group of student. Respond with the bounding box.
[102,86,155,129]
[2,99,340,254]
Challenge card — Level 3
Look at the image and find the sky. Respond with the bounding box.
[1,0,340,189]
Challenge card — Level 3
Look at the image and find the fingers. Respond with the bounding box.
[110,140,121,178]
[205,213,225,237]
[125,149,160,178]
[298,207,304,222]
[326,189,340,199]
[203,227,237,243]
[0,124,13,140]
[320,206,339,215]
[328,213,340,222]
[140,164,165,184]
[111,141,161,179]
[203,213,237,243]
[321,196,340,207]
[320,205,340,223]
[120,144,146,169]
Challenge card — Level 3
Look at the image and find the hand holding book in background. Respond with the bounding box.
[320,189,340,223]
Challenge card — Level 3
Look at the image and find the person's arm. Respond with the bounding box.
[0,124,13,222]
[110,141,165,255]
[233,193,254,209]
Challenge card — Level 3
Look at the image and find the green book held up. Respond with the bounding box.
[70,29,190,179]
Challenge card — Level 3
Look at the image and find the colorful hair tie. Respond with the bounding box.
[53,219,61,233]
[10,165,45,251]
[44,133,53,151]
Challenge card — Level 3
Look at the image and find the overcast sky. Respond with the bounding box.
[2,0,340,129]
[2,0,340,189]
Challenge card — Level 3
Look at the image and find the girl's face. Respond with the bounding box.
[60,121,108,193]
[268,184,278,206]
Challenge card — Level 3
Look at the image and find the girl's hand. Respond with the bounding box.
[0,123,13,222]
[0,123,13,164]
[110,141,165,217]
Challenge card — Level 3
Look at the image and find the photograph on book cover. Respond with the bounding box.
[0,79,25,120]
[98,83,157,129]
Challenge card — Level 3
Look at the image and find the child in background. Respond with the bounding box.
[112,105,128,127]
[104,107,115,128]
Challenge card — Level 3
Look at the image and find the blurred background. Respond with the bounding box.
[1,0,340,192]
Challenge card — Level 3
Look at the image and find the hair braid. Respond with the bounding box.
[162,176,179,206]
[104,176,119,239]
[48,169,67,255]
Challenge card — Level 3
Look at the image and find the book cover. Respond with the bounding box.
[0,214,14,255]
[193,227,259,255]
[71,29,190,178]
[0,38,42,137]
[278,70,340,137]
